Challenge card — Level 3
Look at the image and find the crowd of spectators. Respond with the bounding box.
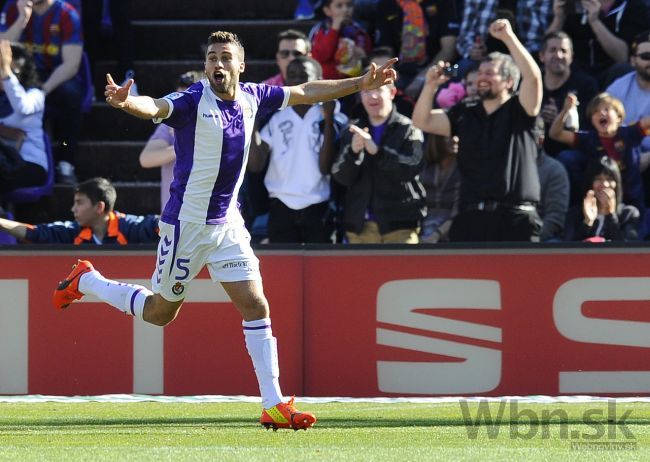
[0,0,649,246]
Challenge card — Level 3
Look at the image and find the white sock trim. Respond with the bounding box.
[242,317,271,329]
[77,269,152,318]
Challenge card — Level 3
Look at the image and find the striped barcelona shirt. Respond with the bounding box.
[155,80,289,225]
[0,0,82,78]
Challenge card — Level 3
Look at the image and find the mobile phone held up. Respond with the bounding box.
[442,64,459,78]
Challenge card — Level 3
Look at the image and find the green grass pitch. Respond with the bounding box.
[1,401,649,461]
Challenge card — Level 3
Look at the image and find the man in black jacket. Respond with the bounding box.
[332,81,426,243]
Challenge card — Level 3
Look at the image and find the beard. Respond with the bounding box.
[637,67,650,84]
[478,87,498,100]
[209,73,234,95]
[547,62,569,76]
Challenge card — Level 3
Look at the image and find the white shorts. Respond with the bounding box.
[151,219,260,302]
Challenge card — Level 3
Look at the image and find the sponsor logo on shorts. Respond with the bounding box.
[172,282,185,296]
[222,261,251,269]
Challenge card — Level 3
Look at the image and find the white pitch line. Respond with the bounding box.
[0,395,650,404]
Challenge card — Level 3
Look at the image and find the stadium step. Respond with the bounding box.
[95,20,314,62]
[80,104,154,141]
[132,0,297,20]
[75,141,156,182]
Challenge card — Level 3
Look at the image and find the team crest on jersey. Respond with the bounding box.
[243,105,253,119]
[167,92,184,100]
[172,282,185,296]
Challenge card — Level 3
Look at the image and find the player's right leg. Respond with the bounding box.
[211,220,316,430]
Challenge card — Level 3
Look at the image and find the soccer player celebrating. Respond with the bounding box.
[53,31,396,431]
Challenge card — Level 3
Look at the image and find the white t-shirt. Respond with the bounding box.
[261,103,345,210]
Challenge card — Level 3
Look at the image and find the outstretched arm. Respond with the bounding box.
[412,62,451,136]
[287,58,398,106]
[105,73,170,120]
[0,217,28,240]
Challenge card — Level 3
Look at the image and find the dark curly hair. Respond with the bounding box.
[9,42,40,90]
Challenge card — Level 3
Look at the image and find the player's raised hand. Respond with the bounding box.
[105,73,134,108]
[360,58,398,92]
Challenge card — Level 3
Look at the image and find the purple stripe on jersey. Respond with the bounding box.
[130,288,143,316]
[243,324,271,330]
[168,222,181,277]
[159,82,286,224]
[160,90,201,223]
[206,98,246,221]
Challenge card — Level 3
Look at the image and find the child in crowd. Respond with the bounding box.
[564,156,640,242]
[463,65,479,99]
[309,0,373,80]
[550,92,650,213]
[419,134,460,243]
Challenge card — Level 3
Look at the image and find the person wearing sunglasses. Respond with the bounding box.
[262,29,311,87]
[606,31,650,217]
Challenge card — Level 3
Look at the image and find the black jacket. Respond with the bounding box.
[332,108,426,234]
[563,203,640,242]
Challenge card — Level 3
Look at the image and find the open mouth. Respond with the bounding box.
[598,116,609,128]
[213,71,225,85]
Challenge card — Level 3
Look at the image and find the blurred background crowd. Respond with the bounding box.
[0,0,648,245]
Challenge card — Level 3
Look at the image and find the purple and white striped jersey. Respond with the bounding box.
[155,79,289,225]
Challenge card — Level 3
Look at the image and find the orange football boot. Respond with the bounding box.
[53,259,94,310]
[260,397,316,431]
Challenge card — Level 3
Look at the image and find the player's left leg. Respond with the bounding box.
[53,259,153,317]
[53,260,185,326]
[221,279,316,431]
